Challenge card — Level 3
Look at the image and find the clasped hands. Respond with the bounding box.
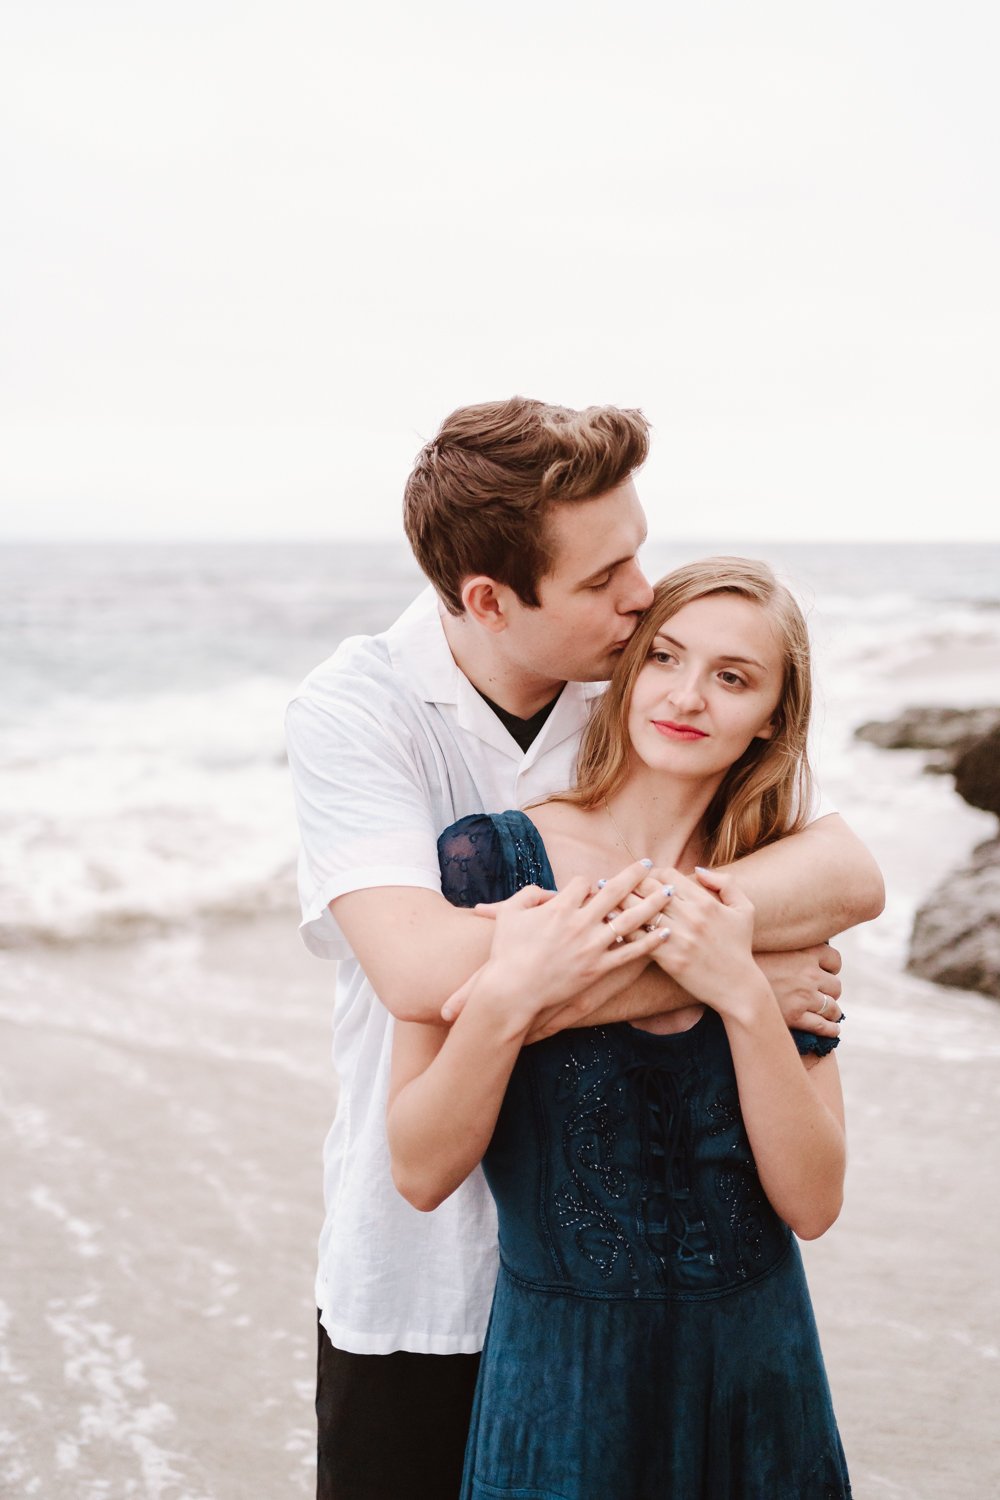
[440,861,843,1040]
[606,866,842,1035]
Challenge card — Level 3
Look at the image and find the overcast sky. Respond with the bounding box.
[2,1,997,542]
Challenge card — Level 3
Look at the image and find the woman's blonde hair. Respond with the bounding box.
[559,557,814,866]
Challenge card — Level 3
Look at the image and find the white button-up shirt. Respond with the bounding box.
[286,588,603,1353]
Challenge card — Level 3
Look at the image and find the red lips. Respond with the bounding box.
[651,720,708,740]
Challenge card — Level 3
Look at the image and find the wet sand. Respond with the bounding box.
[0,917,333,1499]
[1,915,998,1497]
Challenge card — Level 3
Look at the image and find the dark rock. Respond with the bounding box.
[855,706,1000,774]
[953,727,1000,817]
[907,837,1000,1000]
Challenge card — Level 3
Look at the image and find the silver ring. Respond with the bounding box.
[816,994,831,1018]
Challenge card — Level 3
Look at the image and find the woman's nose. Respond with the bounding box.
[667,675,706,712]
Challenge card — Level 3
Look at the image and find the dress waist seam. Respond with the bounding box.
[497,1234,793,1304]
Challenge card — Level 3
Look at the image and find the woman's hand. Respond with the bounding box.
[441,862,672,1031]
[642,866,770,1020]
[611,871,844,1036]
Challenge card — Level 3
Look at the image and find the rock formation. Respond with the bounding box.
[857,708,1000,999]
[854,706,1000,773]
[953,726,1000,817]
[907,837,1000,999]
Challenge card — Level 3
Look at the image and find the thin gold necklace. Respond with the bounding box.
[603,796,641,862]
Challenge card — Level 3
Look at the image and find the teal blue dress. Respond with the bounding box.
[439,811,851,1500]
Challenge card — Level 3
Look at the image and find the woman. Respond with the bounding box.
[388,558,852,1499]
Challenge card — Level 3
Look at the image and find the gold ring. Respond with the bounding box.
[606,916,625,945]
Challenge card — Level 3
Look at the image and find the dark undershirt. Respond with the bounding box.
[475,685,564,753]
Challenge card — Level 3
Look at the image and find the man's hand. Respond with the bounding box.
[755,943,843,1037]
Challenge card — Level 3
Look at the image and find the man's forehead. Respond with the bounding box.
[543,481,647,583]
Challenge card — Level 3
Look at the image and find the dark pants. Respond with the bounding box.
[316,1314,481,1500]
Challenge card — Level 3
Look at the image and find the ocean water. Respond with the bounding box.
[1,539,998,961]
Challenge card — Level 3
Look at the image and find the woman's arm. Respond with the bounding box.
[387,873,671,1211]
[649,867,846,1238]
[721,989,845,1239]
[388,1006,523,1213]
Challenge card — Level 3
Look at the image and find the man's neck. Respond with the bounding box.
[440,609,565,719]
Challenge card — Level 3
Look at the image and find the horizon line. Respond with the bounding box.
[2,534,999,548]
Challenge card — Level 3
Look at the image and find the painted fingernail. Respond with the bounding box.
[640,858,653,869]
[694,865,710,875]
[596,878,607,889]
[658,927,671,941]
[662,885,674,899]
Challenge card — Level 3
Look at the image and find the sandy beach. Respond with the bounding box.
[2,911,998,1498]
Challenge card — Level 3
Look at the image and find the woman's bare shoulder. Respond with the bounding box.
[524,797,588,839]
[525,799,621,884]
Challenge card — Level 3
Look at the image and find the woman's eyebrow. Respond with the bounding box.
[654,632,767,671]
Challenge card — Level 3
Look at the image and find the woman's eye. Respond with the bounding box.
[650,650,675,665]
[719,671,746,687]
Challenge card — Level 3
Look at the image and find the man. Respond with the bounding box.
[286,398,884,1499]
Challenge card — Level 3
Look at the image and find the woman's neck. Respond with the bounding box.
[529,764,728,888]
[601,766,724,873]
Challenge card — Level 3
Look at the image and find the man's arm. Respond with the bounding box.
[332,886,499,1024]
[334,815,880,1031]
[333,882,844,1041]
[331,876,674,1026]
[717,813,885,949]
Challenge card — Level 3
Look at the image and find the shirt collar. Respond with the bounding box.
[385,587,605,755]
[385,587,463,704]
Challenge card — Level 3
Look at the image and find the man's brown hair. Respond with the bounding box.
[402,397,650,615]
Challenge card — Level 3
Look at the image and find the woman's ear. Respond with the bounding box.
[754,718,776,741]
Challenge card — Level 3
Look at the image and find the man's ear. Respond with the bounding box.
[460,576,509,633]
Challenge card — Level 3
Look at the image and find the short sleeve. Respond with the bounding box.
[437,815,506,908]
[438,810,556,910]
[791,1029,839,1058]
[286,670,443,960]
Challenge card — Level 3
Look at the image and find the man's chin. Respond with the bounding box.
[577,659,617,684]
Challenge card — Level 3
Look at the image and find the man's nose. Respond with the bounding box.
[618,560,654,614]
